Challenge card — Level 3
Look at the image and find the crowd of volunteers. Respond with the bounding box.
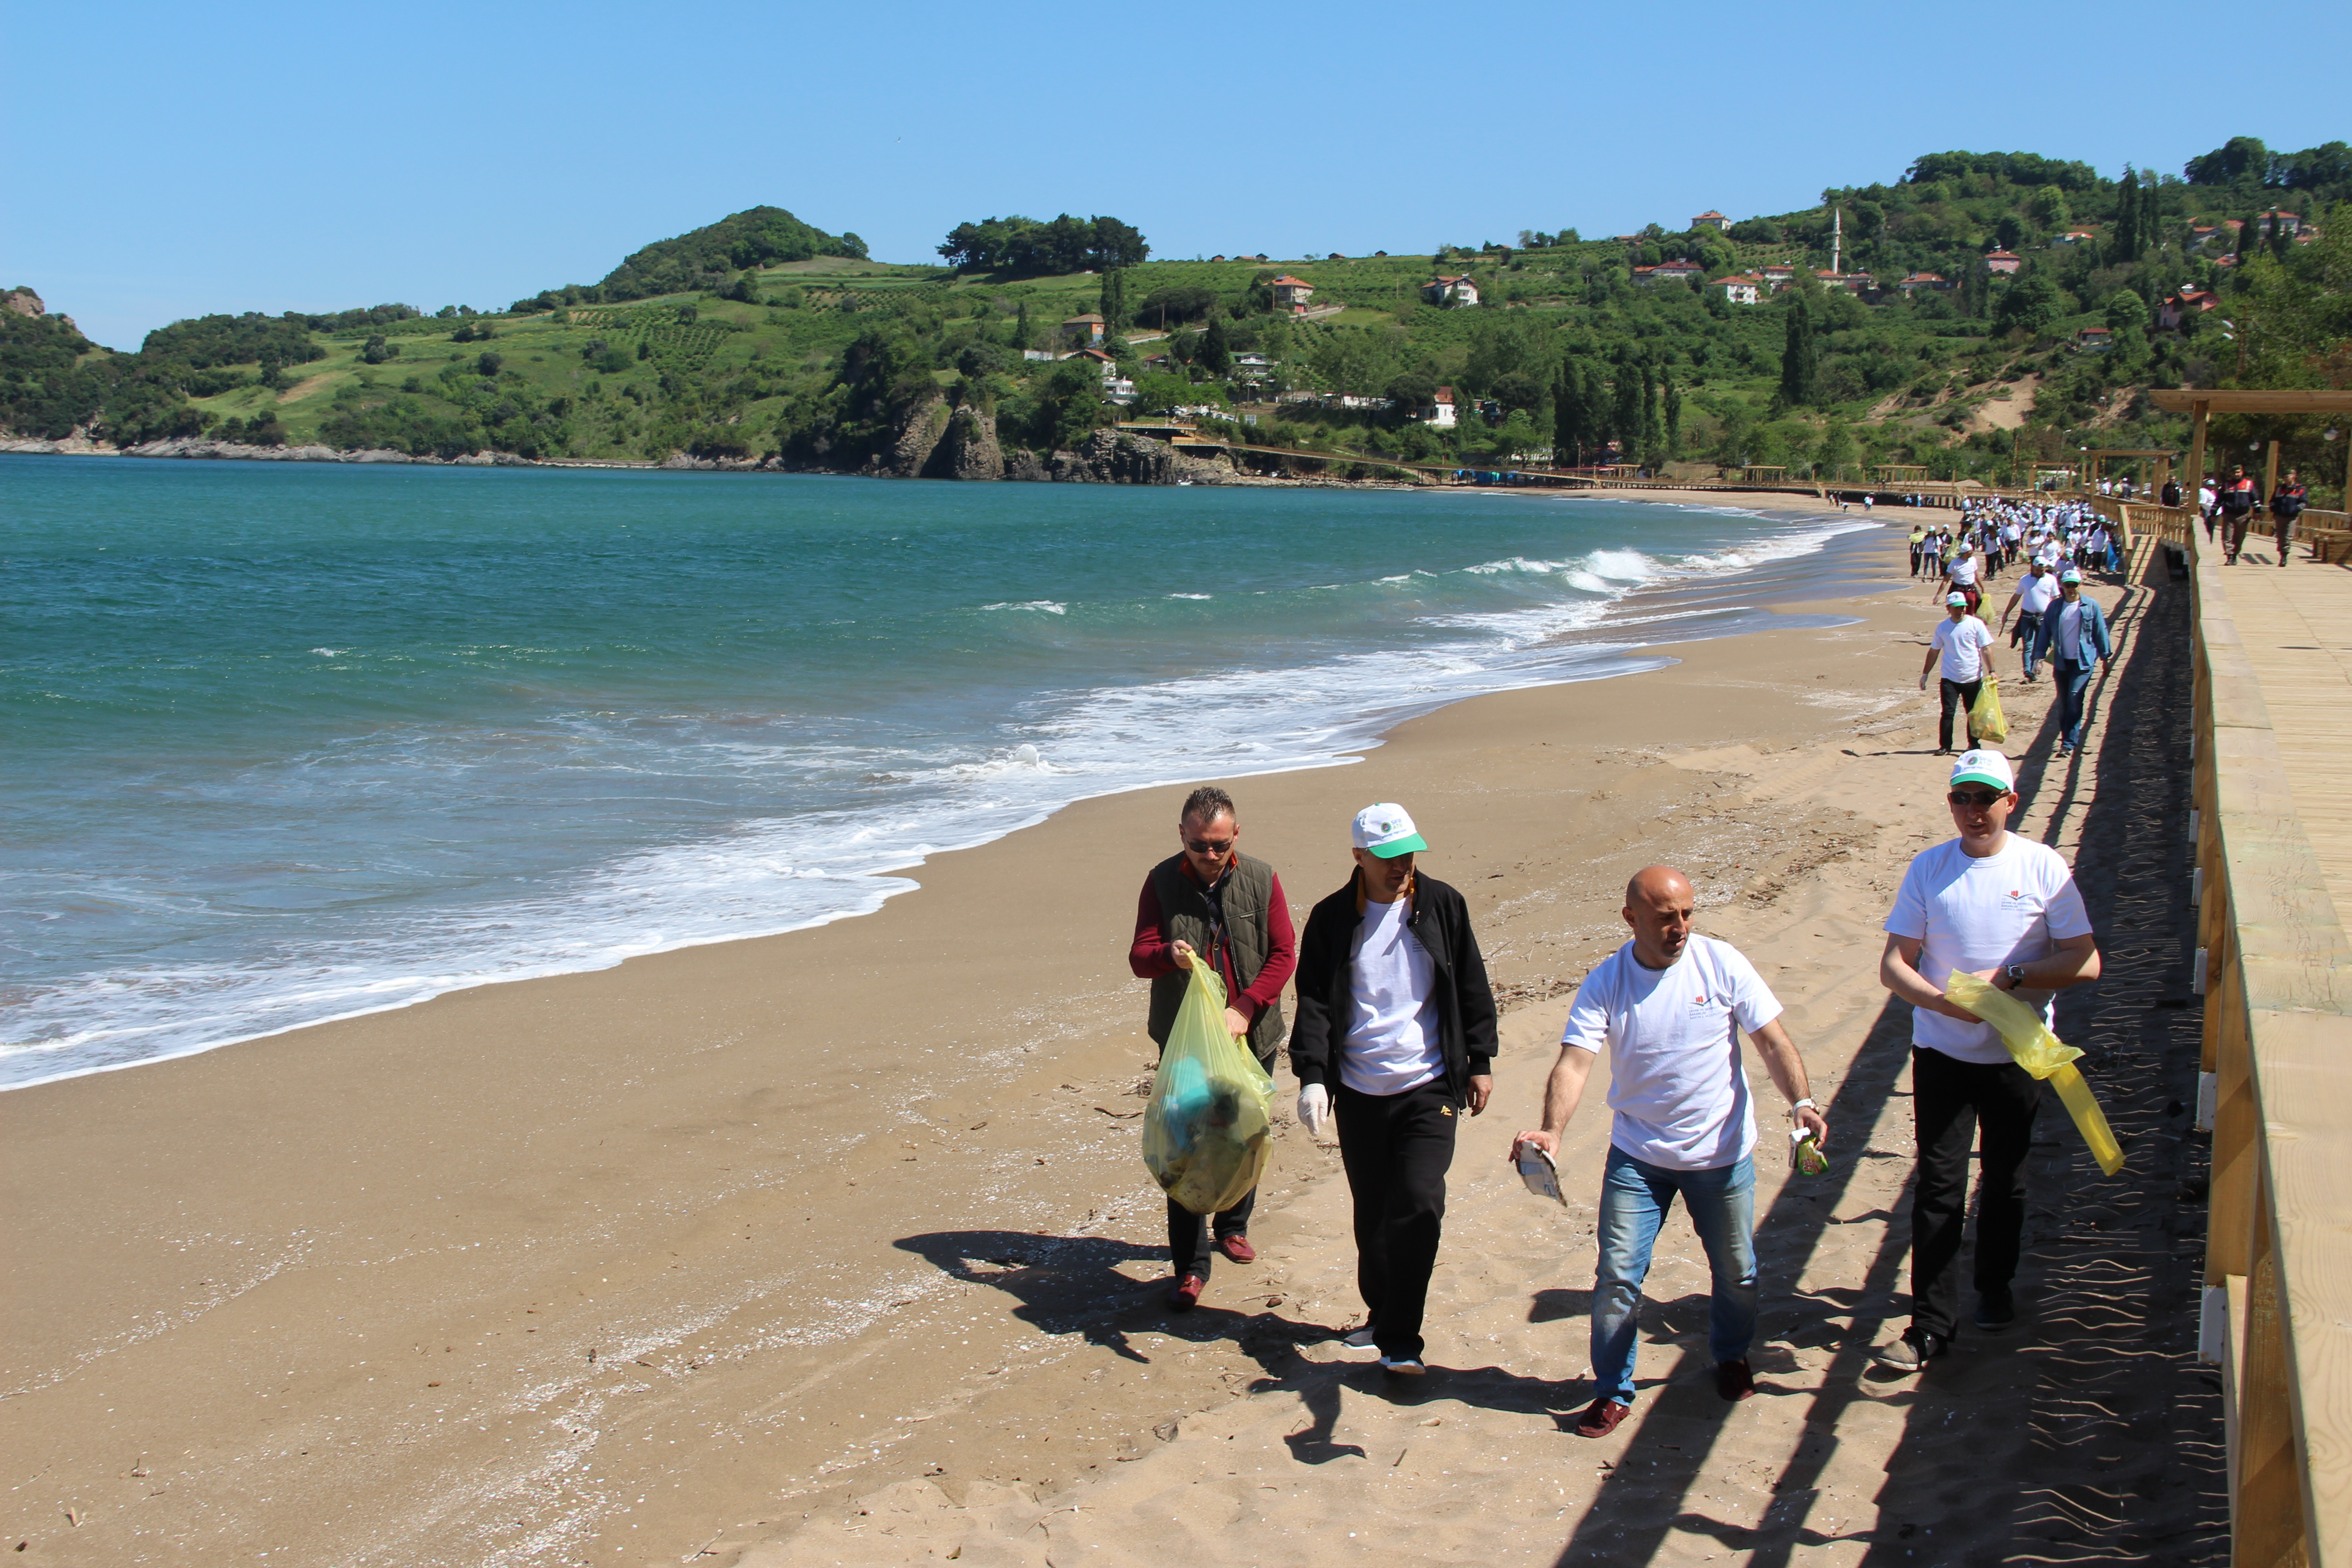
[1128,660,2104,1430]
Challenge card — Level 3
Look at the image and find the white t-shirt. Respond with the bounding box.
[1946,554,1979,587]
[1562,936,1781,1170]
[1931,614,1995,681]
[1340,896,1442,1095]
[1886,836,2093,1065]
[2016,572,2058,614]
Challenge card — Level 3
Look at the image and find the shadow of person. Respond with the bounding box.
[892,1228,1334,1368]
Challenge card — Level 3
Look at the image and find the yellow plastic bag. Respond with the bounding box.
[1142,958,1276,1215]
[1969,673,2009,745]
[1945,971,2122,1175]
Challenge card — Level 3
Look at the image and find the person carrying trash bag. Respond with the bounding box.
[1130,786,1297,1311]
[1289,804,1497,1377]
[1872,749,2103,1372]
[1143,959,1276,1252]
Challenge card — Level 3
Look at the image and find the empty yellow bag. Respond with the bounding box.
[1945,970,2122,1176]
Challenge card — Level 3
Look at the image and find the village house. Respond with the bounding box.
[2257,209,2301,237]
[2157,288,2221,330]
[1757,264,1797,291]
[1421,274,1480,306]
[2074,325,2114,351]
[1636,259,1703,285]
[1423,386,1458,427]
[1897,271,1951,294]
[1074,348,1134,403]
[2054,230,2097,245]
[1983,250,2023,275]
[1267,275,1316,314]
[1711,274,1761,305]
[1061,314,1107,345]
[1691,210,1731,232]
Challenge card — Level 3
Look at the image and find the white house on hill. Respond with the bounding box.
[1421,274,1480,306]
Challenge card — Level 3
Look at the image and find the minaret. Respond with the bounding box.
[1831,206,1842,276]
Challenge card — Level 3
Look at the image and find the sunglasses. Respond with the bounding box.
[1948,789,2007,809]
[1184,838,1236,855]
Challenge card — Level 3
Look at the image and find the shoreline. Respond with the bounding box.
[1,521,2204,1567]
[5,489,1866,1095]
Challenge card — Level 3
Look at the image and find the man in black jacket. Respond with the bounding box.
[1289,803,1497,1375]
[2219,465,2260,564]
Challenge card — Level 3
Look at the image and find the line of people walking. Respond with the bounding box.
[2201,465,2308,566]
[1128,750,2103,1426]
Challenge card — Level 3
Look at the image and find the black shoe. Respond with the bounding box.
[1974,1288,2017,1333]
[1872,1326,1948,1372]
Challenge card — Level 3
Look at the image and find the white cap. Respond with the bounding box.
[1350,803,1427,858]
[1945,592,1969,607]
[1950,749,2015,792]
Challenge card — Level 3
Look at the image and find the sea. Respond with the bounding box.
[1,456,1881,1089]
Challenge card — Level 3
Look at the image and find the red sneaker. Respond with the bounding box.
[1715,1358,1755,1402]
[1574,1397,1632,1439]
[1216,1234,1257,1264]
[1166,1273,1205,1312]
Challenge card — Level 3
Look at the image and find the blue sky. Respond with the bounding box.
[8,0,2346,351]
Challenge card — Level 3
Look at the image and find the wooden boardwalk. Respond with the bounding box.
[2209,534,2352,921]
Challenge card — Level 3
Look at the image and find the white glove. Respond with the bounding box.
[1297,1083,1331,1140]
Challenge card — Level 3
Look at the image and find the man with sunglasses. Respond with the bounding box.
[1873,750,2102,1372]
[1130,785,1298,1310]
[1289,804,1497,1376]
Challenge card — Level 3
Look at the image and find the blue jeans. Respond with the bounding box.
[2056,658,2094,747]
[1590,1147,1757,1402]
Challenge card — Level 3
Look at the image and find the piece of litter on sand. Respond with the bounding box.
[1393,1448,1409,1467]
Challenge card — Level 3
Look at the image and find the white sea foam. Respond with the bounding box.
[0,509,1877,1089]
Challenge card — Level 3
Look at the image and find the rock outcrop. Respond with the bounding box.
[932,406,1004,480]
[1043,429,1227,485]
[886,396,951,478]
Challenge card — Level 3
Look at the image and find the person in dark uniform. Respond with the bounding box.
[2220,465,2260,564]
[1129,786,1297,1311]
[2269,468,2307,568]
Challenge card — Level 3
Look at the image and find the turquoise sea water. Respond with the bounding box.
[2,456,1872,1087]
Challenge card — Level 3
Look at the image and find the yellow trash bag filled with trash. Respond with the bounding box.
[1945,970,2123,1176]
[1143,957,1276,1215]
[1968,673,2009,745]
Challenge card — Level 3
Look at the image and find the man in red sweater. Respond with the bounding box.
[1130,785,1298,1310]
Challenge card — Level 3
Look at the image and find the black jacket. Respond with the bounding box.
[1287,871,1498,1106]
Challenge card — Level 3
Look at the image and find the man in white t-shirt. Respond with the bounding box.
[1512,866,1829,1438]
[1997,559,2060,683]
[1872,750,2102,1371]
[1919,593,1995,755]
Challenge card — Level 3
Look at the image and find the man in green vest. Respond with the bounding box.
[1129,786,1299,1311]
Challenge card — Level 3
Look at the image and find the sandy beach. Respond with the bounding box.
[0,504,2222,1566]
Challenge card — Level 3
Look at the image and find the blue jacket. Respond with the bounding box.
[2031,594,2112,666]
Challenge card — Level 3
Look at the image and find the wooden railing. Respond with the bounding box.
[2180,517,2352,1568]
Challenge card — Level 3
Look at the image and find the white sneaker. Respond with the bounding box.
[1378,1356,1426,1376]
[1342,1324,1378,1349]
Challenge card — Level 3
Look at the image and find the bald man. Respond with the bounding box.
[1514,867,1829,1439]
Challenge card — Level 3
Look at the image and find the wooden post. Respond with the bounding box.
[2262,439,2281,523]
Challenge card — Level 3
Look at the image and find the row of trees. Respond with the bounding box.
[936,215,1148,275]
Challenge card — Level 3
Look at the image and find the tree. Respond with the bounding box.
[1779,293,1818,407]
[1610,353,1641,448]
[1664,378,1683,456]
[1099,268,1130,332]
[936,214,1150,275]
[476,352,504,377]
[2115,168,2141,261]
[1816,420,1857,480]
[1199,318,1233,377]
[2103,289,2150,334]
[1639,364,1661,461]
[1387,370,1438,419]
[1994,273,2066,338]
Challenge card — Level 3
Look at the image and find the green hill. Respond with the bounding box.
[6,139,2347,502]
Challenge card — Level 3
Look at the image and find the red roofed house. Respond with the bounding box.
[1421,274,1480,306]
[1422,386,1458,428]
[1691,211,1731,232]
[2258,209,2302,236]
[1898,271,1951,293]
[1062,313,1107,345]
[1712,274,1761,305]
[2157,289,2220,329]
[2075,326,2114,351]
[1758,264,1797,291]
[1269,274,1316,311]
[1983,250,2023,275]
[2054,230,2097,245]
[1633,260,1702,286]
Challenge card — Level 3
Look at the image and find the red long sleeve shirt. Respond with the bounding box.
[1129,862,1298,1023]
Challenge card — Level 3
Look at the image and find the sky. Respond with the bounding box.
[7,0,2347,352]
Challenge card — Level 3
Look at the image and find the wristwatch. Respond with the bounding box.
[2005,964,2028,988]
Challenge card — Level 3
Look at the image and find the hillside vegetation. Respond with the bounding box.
[6,139,2347,501]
